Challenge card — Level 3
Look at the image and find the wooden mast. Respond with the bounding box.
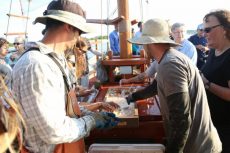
[117,0,132,59]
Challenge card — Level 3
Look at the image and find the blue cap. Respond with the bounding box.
[197,24,204,30]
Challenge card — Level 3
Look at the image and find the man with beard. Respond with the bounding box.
[127,18,222,153]
[11,0,119,153]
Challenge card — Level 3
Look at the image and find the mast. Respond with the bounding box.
[117,0,132,59]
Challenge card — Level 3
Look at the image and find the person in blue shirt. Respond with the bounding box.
[109,24,120,55]
[131,28,138,55]
[133,22,143,55]
[189,24,209,69]
[171,22,197,65]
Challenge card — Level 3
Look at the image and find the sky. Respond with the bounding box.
[0,0,229,42]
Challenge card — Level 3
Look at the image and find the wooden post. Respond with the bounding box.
[117,0,132,59]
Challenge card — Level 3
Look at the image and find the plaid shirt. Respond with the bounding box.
[12,42,96,153]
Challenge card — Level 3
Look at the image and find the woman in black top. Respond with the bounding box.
[201,10,230,153]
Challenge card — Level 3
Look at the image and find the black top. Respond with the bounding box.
[201,48,230,127]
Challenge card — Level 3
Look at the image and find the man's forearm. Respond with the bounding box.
[166,92,191,153]
[131,79,157,101]
[129,72,146,83]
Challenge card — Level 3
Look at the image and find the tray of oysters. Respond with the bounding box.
[104,87,137,117]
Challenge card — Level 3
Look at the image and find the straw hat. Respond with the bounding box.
[128,18,179,46]
[33,1,93,33]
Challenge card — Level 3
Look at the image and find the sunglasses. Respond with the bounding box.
[13,43,22,46]
[204,24,221,33]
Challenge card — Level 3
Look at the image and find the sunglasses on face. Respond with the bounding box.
[204,24,221,33]
[13,43,22,46]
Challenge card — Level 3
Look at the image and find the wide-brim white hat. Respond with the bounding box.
[128,18,179,46]
[33,10,93,33]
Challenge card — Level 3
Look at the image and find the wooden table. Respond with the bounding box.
[85,84,165,146]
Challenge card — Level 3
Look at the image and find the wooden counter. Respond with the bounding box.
[85,83,165,146]
[102,58,149,83]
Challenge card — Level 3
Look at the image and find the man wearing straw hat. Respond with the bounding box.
[11,0,119,153]
[127,18,222,153]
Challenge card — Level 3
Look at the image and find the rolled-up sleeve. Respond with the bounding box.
[12,52,96,144]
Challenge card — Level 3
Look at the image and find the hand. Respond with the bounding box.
[196,45,203,51]
[125,94,135,105]
[203,46,209,52]
[197,45,209,52]
[119,79,130,85]
[10,53,18,61]
[200,72,210,89]
[76,88,95,97]
[200,73,208,84]
[99,102,120,112]
[90,112,120,129]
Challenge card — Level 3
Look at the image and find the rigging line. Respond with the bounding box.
[145,0,149,20]
[25,0,31,40]
[19,0,24,15]
[107,0,117,19]
[108,8,117,19]
[139,0,143,21]
[5,0,13,39]
[100,0,104,58]
[106,0,111,21]
[106,0,110,52]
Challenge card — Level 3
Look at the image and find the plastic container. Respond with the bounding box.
[88,143,165,153]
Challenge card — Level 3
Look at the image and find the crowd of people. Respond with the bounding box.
[121,10,230,153]
[0,0,230,153]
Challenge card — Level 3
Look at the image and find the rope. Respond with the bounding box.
[139,0,143,21]
[145,0,149,21]
[5,0,13,39]
[108,8,117,19]
[106,0,110,52]
[106,0,118,53]
[5,0,32,39]
[100,0,104,59]
[19,0,24,15]
[24,0,31,40]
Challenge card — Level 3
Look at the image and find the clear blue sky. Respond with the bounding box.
[1,0,229,42]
